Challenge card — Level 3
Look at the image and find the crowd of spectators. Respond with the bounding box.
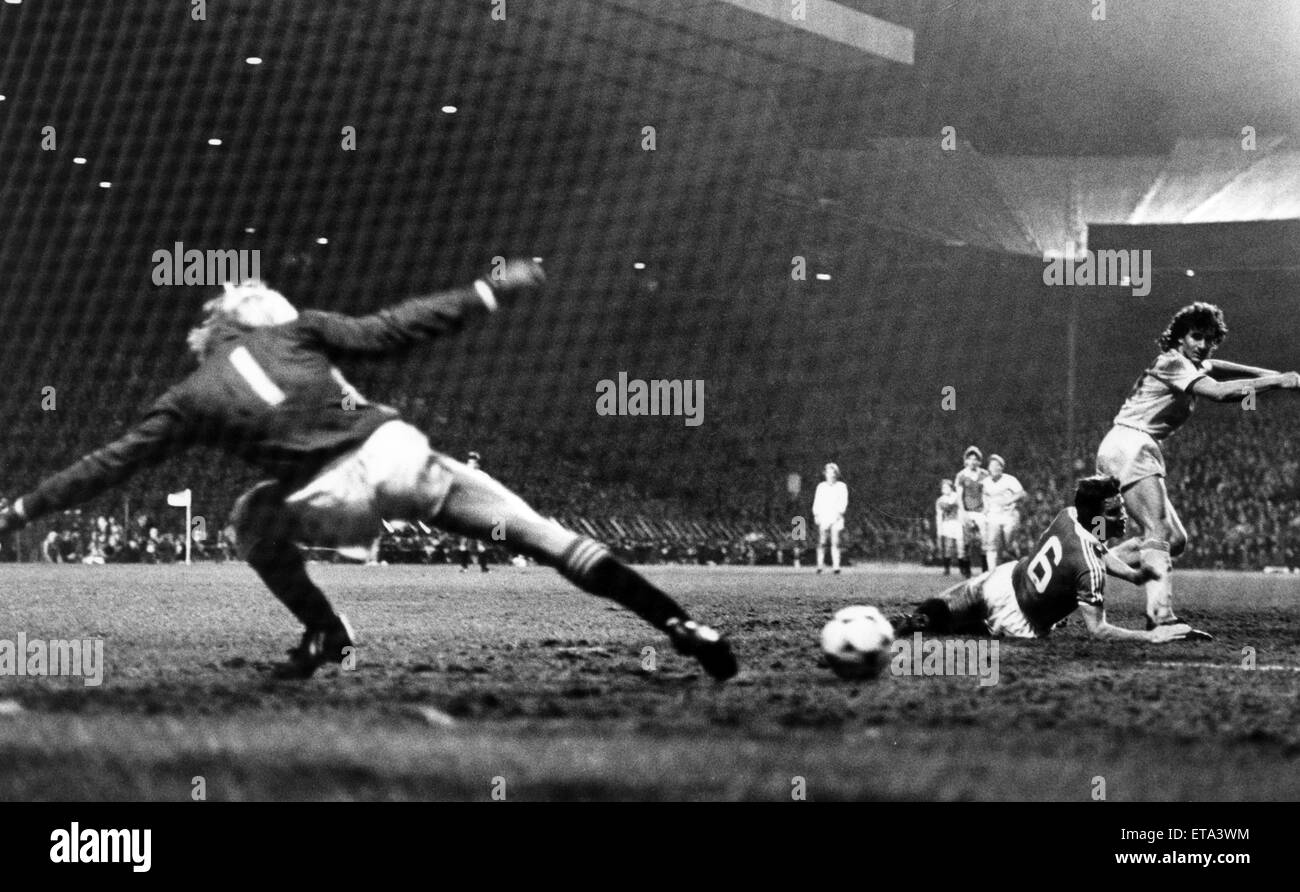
[7,390,1300,571]
[9,510,233,564]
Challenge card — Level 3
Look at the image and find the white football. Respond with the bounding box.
[820,605,895,680]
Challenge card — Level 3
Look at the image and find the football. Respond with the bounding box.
[820,605,896,679]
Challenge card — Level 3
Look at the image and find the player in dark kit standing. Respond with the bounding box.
[892,475,1211,642]
[0,260,738,680]
[952,446,988,577]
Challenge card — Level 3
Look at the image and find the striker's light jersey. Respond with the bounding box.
[954,467,988,512]
[812,480,848,524]
[982,473,1024,516]
[1009,507,1106,633]
[1112,349,1209,441]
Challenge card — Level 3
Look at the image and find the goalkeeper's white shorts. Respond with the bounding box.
[233,420,456,560]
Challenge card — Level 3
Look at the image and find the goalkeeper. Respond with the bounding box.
[0,260,737,681]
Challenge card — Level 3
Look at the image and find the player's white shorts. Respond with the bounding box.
[1096,424,1166,489]
[817,517,845,537]
[978,562,1039,639]
[985,513,1018,551]
[939,519,961,541]
[232,420,455,559]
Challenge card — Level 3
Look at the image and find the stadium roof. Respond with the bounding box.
[780,136,1300,258]
[0,0,1295,304]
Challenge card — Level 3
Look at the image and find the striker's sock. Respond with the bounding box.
[1139,538,1176,625]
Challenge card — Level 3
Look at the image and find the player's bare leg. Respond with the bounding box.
[815,526,827,573]
[983,524,999,576]
[829,526,842,573]
[1122,475,1189,628]
[428,459,738,679]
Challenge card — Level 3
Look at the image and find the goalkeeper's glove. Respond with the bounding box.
[0,498,28,535]
[483,258,546,298]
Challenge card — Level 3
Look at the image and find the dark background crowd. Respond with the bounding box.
[11,403,1300,572]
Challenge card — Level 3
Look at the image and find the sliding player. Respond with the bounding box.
[934,479,960,576]
[1096,302,1300,631]
[981,454,1024,569]
[953,446,988,577]
[0,261,738,681]
[892,475,1211,642]
[812,463,848,574]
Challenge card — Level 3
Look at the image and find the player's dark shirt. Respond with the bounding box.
[21,284,491,519]
[954,467,988,512]
[1009,507,1107,633]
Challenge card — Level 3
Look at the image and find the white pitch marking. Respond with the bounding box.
[1143,661,1300,672]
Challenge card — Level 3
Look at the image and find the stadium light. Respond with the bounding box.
[72,157,87,165]
[244,227,256,234]
[315,237,329,245]
[1186,269,1195,277]
[97,181,111,189]
[532,257,543,263]
[633,262,646,270]
[815,273,832,281]
[245,56,263,66]
[207,138,223,146]
[441,105,457,114]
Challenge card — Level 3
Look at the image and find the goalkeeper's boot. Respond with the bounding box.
[272,614,357,680]
[666,618,738,681]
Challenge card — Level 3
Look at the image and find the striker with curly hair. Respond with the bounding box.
[1156,302,1228,352]
[1096,299,1300,636]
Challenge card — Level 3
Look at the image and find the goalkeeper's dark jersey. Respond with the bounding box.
[21,284,491,518]
[1008,507,1107,633]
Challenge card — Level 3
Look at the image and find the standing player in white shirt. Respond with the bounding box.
[812,463,848,574]
[1096,302,1300,632]
[981,454,1025,570]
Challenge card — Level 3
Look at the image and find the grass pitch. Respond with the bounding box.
[0,562,1296,801]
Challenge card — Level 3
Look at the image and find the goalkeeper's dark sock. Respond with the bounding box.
[557,537,688,631]
[246,539,340,630]
[958,558,971,578]
[942,558,951,575]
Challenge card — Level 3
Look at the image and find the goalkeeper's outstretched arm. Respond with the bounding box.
[299,258,545,358]
[0,394,189,532]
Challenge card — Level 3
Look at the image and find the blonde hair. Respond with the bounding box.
[188,280,298,355]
